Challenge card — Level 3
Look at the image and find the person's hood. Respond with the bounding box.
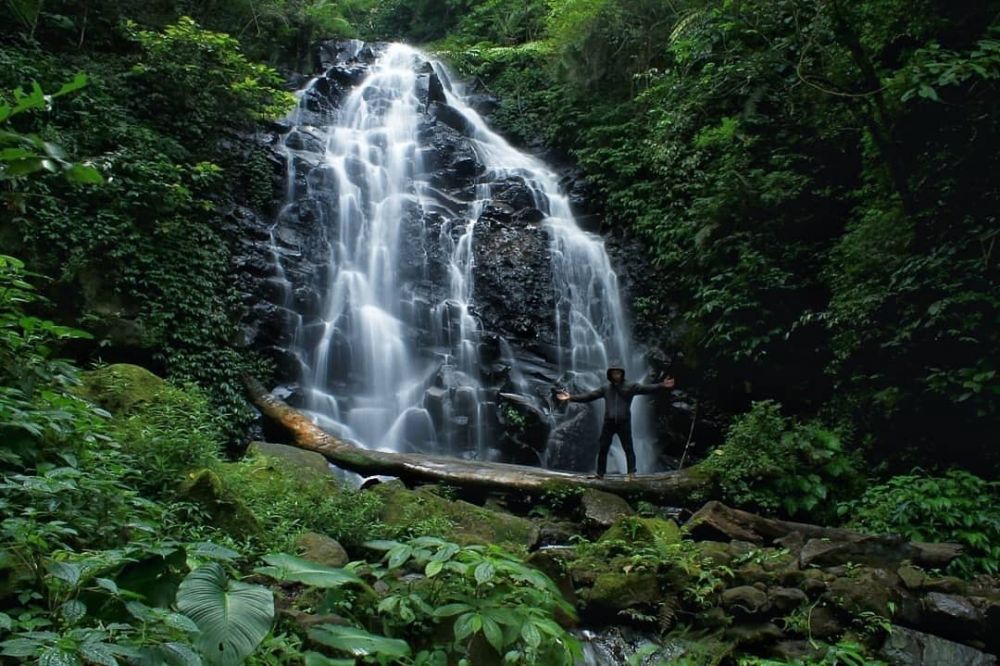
[606,361,626,381]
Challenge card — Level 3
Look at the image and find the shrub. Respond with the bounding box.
[839,470,1000,577]
[259,536,582,665]
[125,16,294,148]
[699,401,861,521]
[77,364,223,496]
[218,455,386,553]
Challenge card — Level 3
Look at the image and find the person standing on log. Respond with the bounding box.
[555,361,675,480]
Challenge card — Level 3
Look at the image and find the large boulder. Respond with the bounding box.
[920,592,988,647]
[473,208,555,343]
[721,586,770,616]
[497,392,551,452]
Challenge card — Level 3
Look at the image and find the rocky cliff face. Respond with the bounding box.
[227,40,682,469]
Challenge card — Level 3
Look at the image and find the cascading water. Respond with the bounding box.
[270,42,657,472]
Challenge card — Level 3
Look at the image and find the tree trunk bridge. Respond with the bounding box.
[247,378,708,502]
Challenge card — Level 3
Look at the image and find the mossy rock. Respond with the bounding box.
[78,364,169,415]
[525,548,579,621]
[660,633,734,666]
[599,515,681,548]
[692,540,741,567]
[370,481,538,549]
[586,572,660,612]
[248,441,335,480]
[824,566,902,616]
[296,531,349,567]
[580,488,634,527]
[179,468,260,537]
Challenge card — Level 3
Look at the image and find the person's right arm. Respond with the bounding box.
[564,386,604,403]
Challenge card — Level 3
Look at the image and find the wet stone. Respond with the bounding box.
[580,489,634,528]
[880,625,997,666]
[722,586,770,615]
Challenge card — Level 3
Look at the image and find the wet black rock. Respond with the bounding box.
[430,101,474,135]
[473,194,556,345]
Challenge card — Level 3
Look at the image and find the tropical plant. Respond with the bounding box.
[176,563,275,665]
[258,537,582,664]
[699,401,861,520]
[0,74,102,185]
[839,469,1000,577]
[125,16,295,148]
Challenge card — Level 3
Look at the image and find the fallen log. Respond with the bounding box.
[246,378,709,502]
[688,501,962,569]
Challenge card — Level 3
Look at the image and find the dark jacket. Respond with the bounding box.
[568,363,664,423]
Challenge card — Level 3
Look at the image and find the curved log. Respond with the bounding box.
[247,378,709,502]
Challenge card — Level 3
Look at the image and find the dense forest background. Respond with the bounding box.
[1,1,998,664]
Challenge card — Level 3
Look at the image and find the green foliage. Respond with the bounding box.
[0,0,374,67]
[259,537,582,665]
[529,482,582,517]
[308,624,411,662]
[218,453,386,552]
[0,28,288,441]
[256,553,364,588]
[896,29,1000,104]
[368,0,474,43]
[125,17,295,147]
[570,527,731,616]
[0,249,237,665]
[176,562,275,666]
[0,74,102,184]
[502,404,527,428]
[455,0,548,45]
[699,401,861,520]
[80,364,224,496]
[839,470,1000,577]
[442,41,568,146]
[545,0,680,94]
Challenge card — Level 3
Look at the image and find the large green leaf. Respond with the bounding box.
[175,563,273,666]
[307,624,410,660]
[255,554,362,588]
[303,652,354,666]
[39,647,78,666]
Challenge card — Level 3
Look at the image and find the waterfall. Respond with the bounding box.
[270,42,656,472]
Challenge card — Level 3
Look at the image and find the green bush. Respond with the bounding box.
[218,455,386,553]
[125,17,294,148]
[0,254,205,662]
[699,401,861,521]
[839,470,1000,577]
[79,364,224,496]
[259,536,582,665]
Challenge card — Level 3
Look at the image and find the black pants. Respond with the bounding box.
[596,419,635,475]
